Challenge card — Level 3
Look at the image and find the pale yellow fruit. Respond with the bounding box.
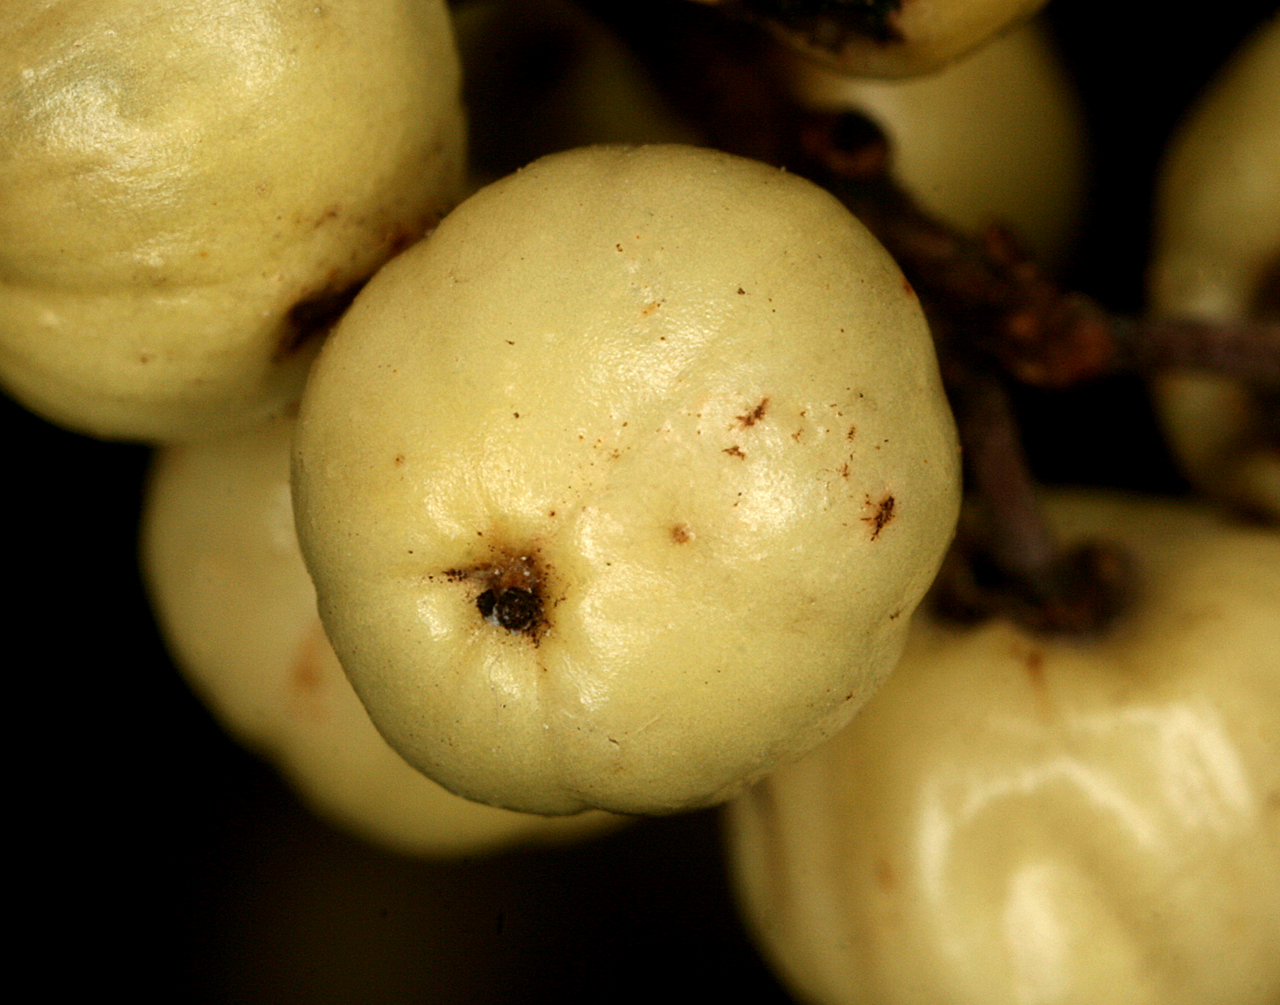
[689,0,1048,79]
[293,144,961,817]
[141,415,623,857]
[453,0,702,188]
[1149,15,1280,519]
[0,0,465,442]
[787,17,1085,267]
[728,492,1280,1005]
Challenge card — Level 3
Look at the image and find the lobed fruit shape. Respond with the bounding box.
[293,144,961,817]
[727,492,1280,1005]
[786,17,1086,267]
[141,416,623,856]
[1148,14,1280,519]
[687,0,1049,78]
[0,0,465,442]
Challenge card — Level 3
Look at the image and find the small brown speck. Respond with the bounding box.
[393,454,405,467]
[723,445,746,459]
[513,412,520,418]
[616,243,623,252]
[847,426,857,440]
[737,287,745,295]
[670,523,693,544]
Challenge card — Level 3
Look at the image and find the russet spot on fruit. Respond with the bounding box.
[292,143,962,817]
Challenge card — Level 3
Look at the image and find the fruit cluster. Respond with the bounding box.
[5,0,1277,1000]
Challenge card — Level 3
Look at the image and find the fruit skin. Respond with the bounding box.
[727,492,1280,1005]
[0,0,465,443]
[786,17,1085,267]
[1149,14,1280,518]
[293,143,961,817]
[141,415,623,856]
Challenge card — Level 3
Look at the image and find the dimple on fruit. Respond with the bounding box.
[292,143,961,817]
[142,415,625,857]
[0,0,465,442]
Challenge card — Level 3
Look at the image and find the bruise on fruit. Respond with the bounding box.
[863,493,895,539]
[723,445,746,459]
[287,624,329,721]
[278,280,366,356]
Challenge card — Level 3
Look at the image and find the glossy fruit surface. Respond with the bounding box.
[293,143,961,816]
[728,492,1280,1005]
[0,0,465,442]
[1149,14,1280,518]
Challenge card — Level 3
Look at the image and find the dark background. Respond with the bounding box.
[7,1,1277,1000]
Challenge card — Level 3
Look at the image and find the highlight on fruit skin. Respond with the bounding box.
[0,0,465,443]
[686,0,1050,78]
[292,143,962,818]
[1148,14,1280,520]
[727,491,1280,1005]
[141,415,625,857]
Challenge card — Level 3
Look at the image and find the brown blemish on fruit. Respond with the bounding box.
[641,300,663,317]
[286,624,332,722]
[670,523,693,544]
[847,425,857,440]
[393,454,405,467]
[737,287,746,295]
[290,628,325,697]
[723,445,746,459]
[1025,649,1046,686]
[736,398,770,428]
[863,494,895,539]
[278,279,365,357]
[313,204,341,229]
